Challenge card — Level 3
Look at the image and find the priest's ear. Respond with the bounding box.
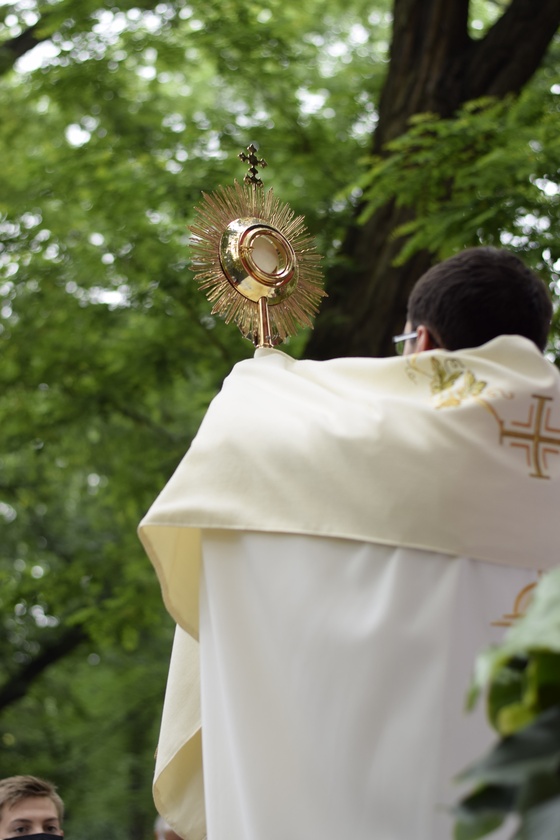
[415,325,441,352]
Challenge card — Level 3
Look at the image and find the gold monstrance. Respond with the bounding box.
[189,144,325,347]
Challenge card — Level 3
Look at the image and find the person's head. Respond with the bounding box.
[0,777,63,840]
[402,247,552,354]
[154,816,183,840]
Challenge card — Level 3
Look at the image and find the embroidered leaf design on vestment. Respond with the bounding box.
[434,370,488,407]
[406,354,490,408]
[426,360,488,408]
[429,358,463,394]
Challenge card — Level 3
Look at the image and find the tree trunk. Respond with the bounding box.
[306,0,560,360]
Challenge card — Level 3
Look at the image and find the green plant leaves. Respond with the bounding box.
[456,570,560,839]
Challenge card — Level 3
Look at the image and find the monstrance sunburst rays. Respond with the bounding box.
[189,149,325,346]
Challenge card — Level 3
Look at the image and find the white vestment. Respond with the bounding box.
[199,532,539,840]
[138,336,560,840]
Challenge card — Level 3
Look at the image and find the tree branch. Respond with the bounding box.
[467,0,560,98]
[0,23,46,75]
[0,625,87,712]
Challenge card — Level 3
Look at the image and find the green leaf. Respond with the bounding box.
[497,704,538,738]
[459,706,560,788]
[514,796,560,840]
[517,773,560,813]
[454,782,514,830]
[454,813,505,840]
[485,658,526,726]
[472,570,560,707]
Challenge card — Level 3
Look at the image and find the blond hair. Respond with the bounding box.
[0,776,64,823]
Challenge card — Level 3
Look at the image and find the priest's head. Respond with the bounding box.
[400,247,552,355]
[0,776,64,840]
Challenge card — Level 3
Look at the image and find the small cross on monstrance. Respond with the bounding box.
[238,143,268,187]
[189,144,325,348]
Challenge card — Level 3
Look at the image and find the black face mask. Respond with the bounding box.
[5,834,62,840]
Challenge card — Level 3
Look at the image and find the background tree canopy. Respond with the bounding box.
[0,2,559,839]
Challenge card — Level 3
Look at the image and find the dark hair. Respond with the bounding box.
[0,776,64,823]
[407,247,552,351]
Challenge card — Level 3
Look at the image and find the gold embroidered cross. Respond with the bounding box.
[500,394,560,479]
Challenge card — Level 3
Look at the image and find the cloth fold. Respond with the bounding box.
[140,336,560,636]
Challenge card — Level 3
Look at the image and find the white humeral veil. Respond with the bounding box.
[139,336,560,840]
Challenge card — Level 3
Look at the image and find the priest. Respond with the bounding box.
[139,246,559,840]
